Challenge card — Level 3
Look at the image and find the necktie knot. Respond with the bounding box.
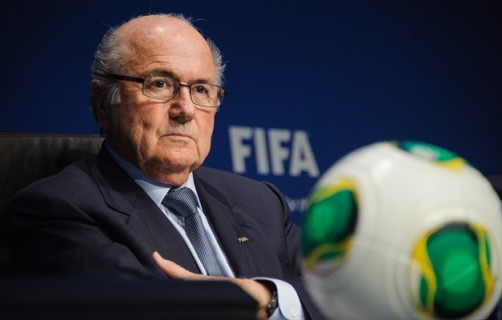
[162,187,199,218]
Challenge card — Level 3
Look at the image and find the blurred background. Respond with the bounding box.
[1,0,501,224]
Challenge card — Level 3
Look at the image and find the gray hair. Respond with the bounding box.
[90,13,226,126]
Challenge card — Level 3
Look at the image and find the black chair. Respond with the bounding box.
[0,132,104,209]
[0,132,104,268]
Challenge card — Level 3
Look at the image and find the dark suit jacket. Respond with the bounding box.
[1,146,323,319]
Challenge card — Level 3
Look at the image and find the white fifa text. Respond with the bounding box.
[229,126,320,177]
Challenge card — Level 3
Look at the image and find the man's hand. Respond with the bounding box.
[152,251,272,320]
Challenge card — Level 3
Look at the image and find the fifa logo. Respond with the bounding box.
[229,126,319,177]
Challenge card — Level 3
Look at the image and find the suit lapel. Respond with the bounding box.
[194,171,265,277]
[91,146,278,277]
[91,146,200,273]
[194,179,247,276]
[127,194,200,273]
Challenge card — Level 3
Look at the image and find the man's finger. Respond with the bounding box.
[152,251,205,280]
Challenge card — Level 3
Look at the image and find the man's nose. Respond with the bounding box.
[169,85,196,121]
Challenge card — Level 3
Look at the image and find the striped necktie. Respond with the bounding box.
[162,187,225,276]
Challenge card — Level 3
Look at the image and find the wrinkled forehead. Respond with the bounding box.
[116,16,214,75]
[119,16,208,53]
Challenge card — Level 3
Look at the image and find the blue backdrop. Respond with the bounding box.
[2,1,501,224]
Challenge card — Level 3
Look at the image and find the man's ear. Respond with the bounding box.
[90,79,109,132]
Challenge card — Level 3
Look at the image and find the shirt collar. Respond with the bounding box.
[105,142,199,207]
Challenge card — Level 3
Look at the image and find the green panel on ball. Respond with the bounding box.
[303,178,358,270]
[392,140,468,171]
[413,223,494,318]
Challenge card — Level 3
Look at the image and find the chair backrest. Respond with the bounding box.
[0,133,104,209]
[0,133,104,268]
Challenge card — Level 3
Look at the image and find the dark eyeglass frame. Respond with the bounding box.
[94,73,227,108]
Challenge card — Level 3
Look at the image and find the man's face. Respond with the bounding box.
[102,18,218,185]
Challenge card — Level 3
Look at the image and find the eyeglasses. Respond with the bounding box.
[95,73,227,108]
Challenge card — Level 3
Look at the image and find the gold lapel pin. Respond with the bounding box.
[238,237,249,243]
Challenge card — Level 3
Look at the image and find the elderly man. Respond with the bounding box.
[1,14,323,320]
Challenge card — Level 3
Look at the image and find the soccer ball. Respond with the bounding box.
[302,141,502,319]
